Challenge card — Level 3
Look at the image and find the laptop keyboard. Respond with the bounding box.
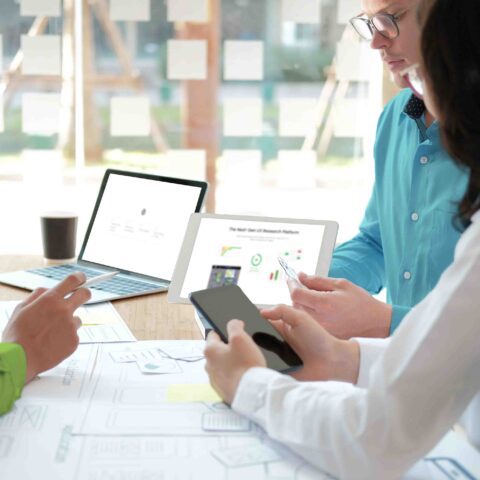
[28,264,162,295]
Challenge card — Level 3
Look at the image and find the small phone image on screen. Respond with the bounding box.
[207,265,241,289]
[189,284,302,372]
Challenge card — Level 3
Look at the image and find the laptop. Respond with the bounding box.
[0,169,208,303]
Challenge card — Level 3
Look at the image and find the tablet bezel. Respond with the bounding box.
[168,213,338,307]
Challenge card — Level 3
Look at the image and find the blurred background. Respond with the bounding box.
[0,0,398,254]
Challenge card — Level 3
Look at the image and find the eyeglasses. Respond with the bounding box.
[350,13,401,41]
[400,63,425,98]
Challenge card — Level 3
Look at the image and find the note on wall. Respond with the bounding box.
[278,150,316,189]
[110,96,151,136]
[167,40,207,80]
[282,0,321,24]
[279,99,317,137]
[0,35,3,72]
[224,41,264,81]
[336,39,377,82]
[110,0,150,22]
[161,150,206,181]
[167,0,208,22]
[22,35,61,76]
[22,93,61,136]
[20,0,61,17]
[0,93,4,133]
[333,98,369,138]
[223,99,263,137]
[221,150,262,187]
[337,0,360,24]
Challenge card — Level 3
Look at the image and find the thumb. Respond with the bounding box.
[298,273,340,292]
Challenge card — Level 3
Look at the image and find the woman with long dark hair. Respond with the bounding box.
[204,1,480,478]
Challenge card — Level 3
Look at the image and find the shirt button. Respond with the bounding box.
[411,212,419,222]
[403,271,412,280]
[420,156,429,165]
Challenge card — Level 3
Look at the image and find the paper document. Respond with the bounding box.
[0,301,136,344]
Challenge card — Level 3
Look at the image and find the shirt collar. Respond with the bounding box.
[471,210,480,224]
[403,94,426,119]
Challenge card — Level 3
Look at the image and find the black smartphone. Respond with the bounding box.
[189,284,302,372]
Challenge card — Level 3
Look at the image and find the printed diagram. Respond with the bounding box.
[0,405,47,431]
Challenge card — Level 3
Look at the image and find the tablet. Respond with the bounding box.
[168,213,338,307]
[189,284,302,372]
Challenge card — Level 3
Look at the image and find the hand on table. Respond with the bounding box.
[289,273,392,340]
[2,273,91,383]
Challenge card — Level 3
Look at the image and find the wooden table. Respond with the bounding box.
[0,255,201,341]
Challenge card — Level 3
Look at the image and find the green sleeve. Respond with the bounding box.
[389,305,412,335]
[0,343,27,416]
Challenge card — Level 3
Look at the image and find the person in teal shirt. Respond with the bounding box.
[288,0,468,339]
[0,273,90,415]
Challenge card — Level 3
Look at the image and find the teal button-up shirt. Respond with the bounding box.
[330,89,469,334]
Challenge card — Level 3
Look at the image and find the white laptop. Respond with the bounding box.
[0,169,208,303]
[168,213,338,309]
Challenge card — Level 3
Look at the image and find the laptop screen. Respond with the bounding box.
[81,171,206,280]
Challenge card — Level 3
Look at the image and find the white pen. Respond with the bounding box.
[76,271,119,290]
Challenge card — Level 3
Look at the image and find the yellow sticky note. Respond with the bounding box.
[167,384,221,403]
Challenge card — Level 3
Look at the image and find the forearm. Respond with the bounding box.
[0,343,27,415]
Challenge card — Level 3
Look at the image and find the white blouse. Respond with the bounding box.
[232,212,480,479]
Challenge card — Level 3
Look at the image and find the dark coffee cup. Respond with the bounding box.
[40,212,78,260]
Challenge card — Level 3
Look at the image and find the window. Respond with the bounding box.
[0,0,384,254]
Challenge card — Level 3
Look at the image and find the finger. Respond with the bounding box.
[261,304,303,328]
[290,287,328,311]
[19,288,48,308]
[66,287,92,311]
[297,274,339,292]
[72,315,82,330]
[206,330,221,345]
[226,319,245,338]
[50,272,87,297]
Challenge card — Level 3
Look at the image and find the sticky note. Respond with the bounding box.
[221,150,262,186]
[333,98,368,138]
[110,0,150,22]
[110,96,150,136]
[336,39,377,82]
[167,384,221,403]
[223,99,263,137]
[0,93,4,133]
[167,0,208,22]
[0,35,3,72]
[282,0,321,24]
[337,0,360,25]
[212,444,281,467]
[202,412,251,432]
[224,41,263,81]
[279,99,317,137]
[161,150,206,181]
[20,0,61,17]
[22,93,61,136]
[167,40,207,80]
[278,150,316,189]
[22,35,61,76]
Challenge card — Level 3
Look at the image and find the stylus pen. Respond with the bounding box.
[76,271,119,290]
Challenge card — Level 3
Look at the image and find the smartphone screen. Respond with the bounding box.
[189,284,302,372]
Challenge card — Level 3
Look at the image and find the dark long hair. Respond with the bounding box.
[419,0,480,228]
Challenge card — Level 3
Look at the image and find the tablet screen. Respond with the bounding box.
[180,217,326,305]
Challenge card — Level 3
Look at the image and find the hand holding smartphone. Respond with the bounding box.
[189,285,301,372]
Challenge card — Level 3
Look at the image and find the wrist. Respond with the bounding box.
[371,301,392,338]
[331,339,360,384]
